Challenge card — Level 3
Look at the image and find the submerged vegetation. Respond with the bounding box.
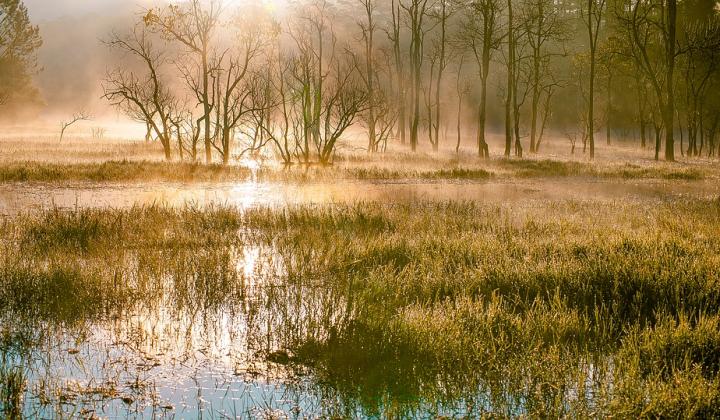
[2,199,720,416]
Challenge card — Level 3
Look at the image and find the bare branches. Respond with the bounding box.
[144,0,223,163]
[88,0,718,164]
[103,25,178,159]
[59,111,91,142]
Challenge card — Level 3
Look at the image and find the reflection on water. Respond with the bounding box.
[0,238,490,418]
[1,242,350,418]
[1,179,718,214]
[2,180,718,418]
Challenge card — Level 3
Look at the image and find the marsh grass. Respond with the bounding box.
[0,157,713,184]
[0,364,25,419]
[494,159,707,180]
[1,199,720,416]
[0,136,164,164]
[0,161,254,183]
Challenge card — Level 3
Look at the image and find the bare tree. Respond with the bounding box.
[209,24,267,164]
[383,0,406,147]
[317,58,370,163]
[255,49,295,165]
[453,52,472,153]
[565,129,579,155]
[91,127,106,140]
[353,0,400,154]
[503,0,526,157]
[582,0,606,160]
[520,0,566,153]
[103,27,177,160]
[287,0,336,163]
[59,111,90,143]
[461,0,502,158]
[144,0,222,164]
[615,0,678,161]
[428,0,455,152]
[680,21,720,157]
[356,0,381,153]
[401,0,435,152]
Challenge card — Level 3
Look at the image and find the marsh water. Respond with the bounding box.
[2,178,720,418]
[2,229,485,418]
[1,178,718,214]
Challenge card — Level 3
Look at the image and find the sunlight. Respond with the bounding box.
[4,0,720,417]
[222,0,282,12]
[261,0,280,12]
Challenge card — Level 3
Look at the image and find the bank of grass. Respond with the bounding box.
[0,161,254,183]
[0,158,712,183]
[1,198,720,416]
[494,159,708,180]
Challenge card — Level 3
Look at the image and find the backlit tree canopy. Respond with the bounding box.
[0,0,42,113]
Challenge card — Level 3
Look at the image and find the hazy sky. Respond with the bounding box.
[24,0,155,21]
[23,0,274,21]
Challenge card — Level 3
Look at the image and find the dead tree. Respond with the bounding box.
[428,0,454,152]
[210,27,266,165]
[681,22,720,157]
[91,127,107,140]
[504,0,515,157]
[287,0,336,163]
[255,50,295,165]
[356,0,380,153]
[317,58,370,164]
[59,111,91,142]
[453,52,472,154]
[387,0,408,146]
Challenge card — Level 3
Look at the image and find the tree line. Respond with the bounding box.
[4,0,719,163]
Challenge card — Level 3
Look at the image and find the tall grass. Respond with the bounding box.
[0,158,712,183]
[0,364,25,419]
[1,199,719,416]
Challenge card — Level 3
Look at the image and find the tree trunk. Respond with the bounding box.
[202,49,212,164]
[588,49,596,159]
[587,0,597,160]
[433,2,447,153]
[222,127,231,165]
[504,0,514,158]
[654,123,661,161]
[457,98,463,154]
[606,72,612,146]
[640,118,646,148]
[477,20,492,159]
[664,0,677,162]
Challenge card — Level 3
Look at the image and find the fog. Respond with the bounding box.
[2,0,719,161]
[3,2,720,418]
[23,1,153,122]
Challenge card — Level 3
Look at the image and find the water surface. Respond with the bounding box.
[1,178,717,215]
